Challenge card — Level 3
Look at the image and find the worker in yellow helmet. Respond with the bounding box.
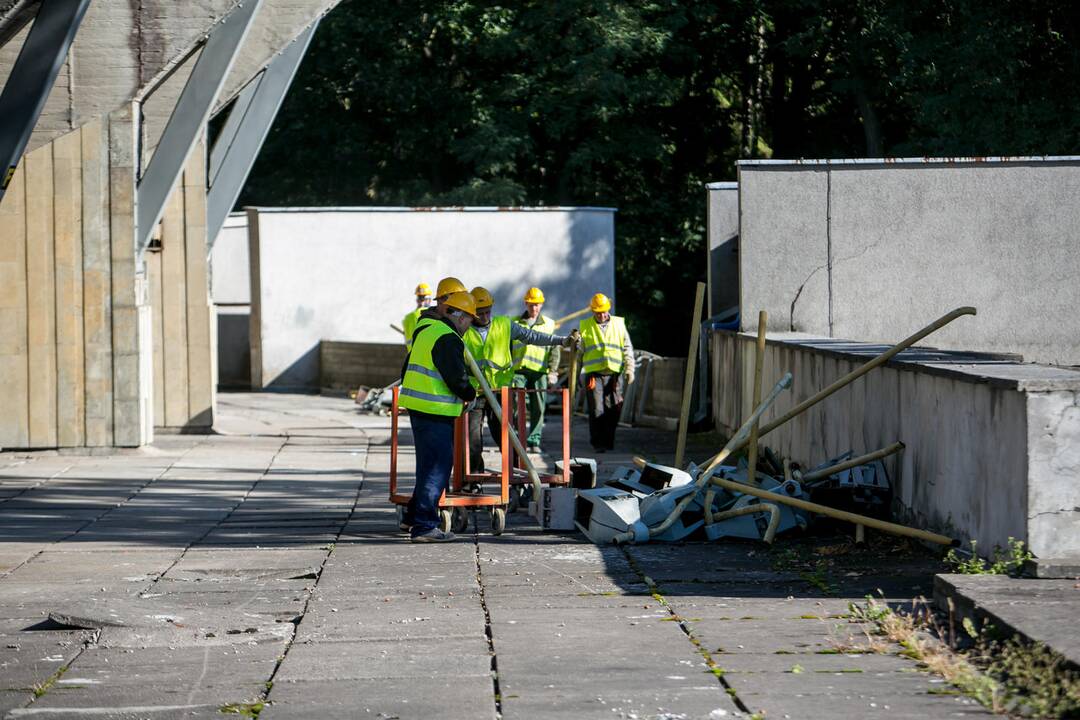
[464,286,578,473]
[402,282,433,352]
[511,287,560,452]
[397,290,478,542]
[578,292,634,452]
[407,276,467,349]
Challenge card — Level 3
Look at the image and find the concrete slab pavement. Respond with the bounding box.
[0,393,1000,718]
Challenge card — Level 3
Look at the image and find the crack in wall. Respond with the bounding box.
[789,263,826,331]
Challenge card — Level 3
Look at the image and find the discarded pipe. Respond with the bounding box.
[464,348,541,499]
[711,476,955,546]
[855,524,866,544]
[801,442,906,483]
[675,282,706,469]
[611,372,793,544]
[747,310,768,486]
[701,306,975,470]
[711,502,782,544]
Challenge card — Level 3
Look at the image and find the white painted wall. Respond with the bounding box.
[242,207,617,389]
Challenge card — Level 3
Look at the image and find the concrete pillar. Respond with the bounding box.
[81,118,114,447]
[24,141,57,447]
[183,142,214,429]
[0,163,29,447]
[53,128,86,448]
[108,104,148,447]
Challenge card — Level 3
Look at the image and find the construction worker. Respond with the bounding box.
[464,286,577,472]
[579,292,634,453]
[397,290,478,542]
[511,287,560,452]
[402,282,433,352]
[409,276,468,347]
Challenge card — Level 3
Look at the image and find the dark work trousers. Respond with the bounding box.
[404,413,455,536]
[585,372,623,451]
[511,369,548,446]
[467,400,504,473]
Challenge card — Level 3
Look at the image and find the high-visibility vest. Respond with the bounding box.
[403,308,423,351]
[399,322,464,417]
[464,315,514,389]
[580,316,627,374]
[512,315,556,372]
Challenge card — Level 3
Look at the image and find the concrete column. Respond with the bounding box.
[108,104,147,447]
[24,141,57,447]
[81,118,114,447]
[160,188,190,427]
[247,207,263,389]
[0,163,29,447]
[53,128,86,448]
[183,142,214,428]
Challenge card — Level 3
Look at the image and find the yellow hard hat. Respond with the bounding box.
[589,293,612,313]
[444,290,477,318]
[415,282,432,297]
[523,287,545,304]
[470,286,494,310]
[436,276,466,298]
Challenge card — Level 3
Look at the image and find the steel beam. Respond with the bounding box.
[206,20,319,251]
[0,0,91,200]
[136,0,264,258]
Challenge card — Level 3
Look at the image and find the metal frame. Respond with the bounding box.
[136,0,263,258]
[0,0,91,200]
[206,19,319,251]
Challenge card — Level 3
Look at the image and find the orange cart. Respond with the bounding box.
[388,386,572,535]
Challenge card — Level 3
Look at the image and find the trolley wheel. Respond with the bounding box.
[491,508,506,536]
[439,509,453,533]
[452,507,469,533]
[507,486,521,513]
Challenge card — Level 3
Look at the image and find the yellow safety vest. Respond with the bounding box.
[464,315,514,389]
[403,308,423,351]
[512,315,556,373]
[399,322,464,417]
[580,316,627,374]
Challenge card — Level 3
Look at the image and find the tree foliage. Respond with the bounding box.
[240,0,1080,354]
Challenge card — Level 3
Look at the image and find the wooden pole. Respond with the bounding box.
[674,282,706,469]
[553,306,591,328]
[746,310,767,485]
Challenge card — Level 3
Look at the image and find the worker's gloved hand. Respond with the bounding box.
[547,371,559,386]
[562,329,582,351]
[464,398,479,413]
[624,367,636,386]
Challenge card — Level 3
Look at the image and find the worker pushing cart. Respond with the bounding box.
[396,290,478,542]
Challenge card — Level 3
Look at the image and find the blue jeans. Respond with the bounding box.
[404,413,455,536]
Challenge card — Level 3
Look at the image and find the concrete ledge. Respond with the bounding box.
[1023,557,1080,579]
[934,573,1080,670]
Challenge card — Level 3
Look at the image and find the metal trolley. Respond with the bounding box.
[388,385,573,535]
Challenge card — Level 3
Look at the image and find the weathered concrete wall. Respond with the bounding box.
[0,108,150,449]
[243,207,617,390]
[706,182,739,318]
[738,158,1080,366]
[711,329,1080,558]
[320,341,407,392]
[147,145,215,431]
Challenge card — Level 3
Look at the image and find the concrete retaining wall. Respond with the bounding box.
[244,206,617,390]
[737,158,1080,366]
[711,329,1080,558]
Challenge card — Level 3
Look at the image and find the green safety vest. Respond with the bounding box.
[580,316,627,374]
[399,322,464,417]
[512,315,556,373]
[464,315,514,389]
[403,308,423,351]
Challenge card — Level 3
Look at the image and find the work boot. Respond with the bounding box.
[410,528,456,543]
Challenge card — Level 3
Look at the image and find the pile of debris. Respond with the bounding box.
[555,307,979,549]
[353,382,398,415]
